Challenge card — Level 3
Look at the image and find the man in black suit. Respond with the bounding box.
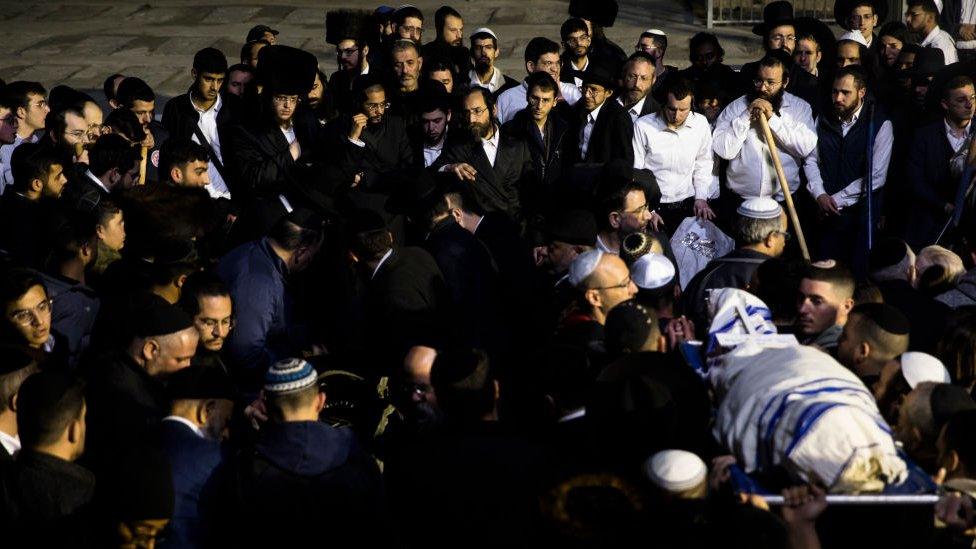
[347,208,449,372]
[568,65,634,166]
[61,133,141,206]
[325,10,374,117]
[617,52,661,124]
[433,87,533,219]
[906,75,974,250]
[0,348,37,463]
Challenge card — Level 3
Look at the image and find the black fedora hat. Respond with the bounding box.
[581,64,617,90]
[752,0,795,37]
[834,0,888,32]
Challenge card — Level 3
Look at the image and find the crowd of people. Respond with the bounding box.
[3,0,976,546]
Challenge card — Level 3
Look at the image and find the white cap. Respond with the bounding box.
[568,249,604,288]
[644,450,707,492]
[900,352,951,388]
[471,27,498,41]
[644,28,667,37]
[631,253,675,290]
[839,30,869,47]
[736,197,783,220]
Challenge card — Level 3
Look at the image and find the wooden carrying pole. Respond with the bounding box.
[138,145,149,185]
[758,113,810,261]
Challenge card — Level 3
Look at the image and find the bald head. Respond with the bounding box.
[580,254,638,323]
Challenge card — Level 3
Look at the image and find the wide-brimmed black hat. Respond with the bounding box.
[752,1,795,37]
[582,64,617,90]
[385,168,452,217]
[569,0,619,28]
[834,0,888,32]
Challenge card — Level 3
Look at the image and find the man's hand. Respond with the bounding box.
[448,163,478,182]
[962,23,976,41]
[349,113,368,142]
[709,455,738,492]
[288,139,301,161]
[244,396,268,430]
[749,98,774,121]
[936,492,976,531]
[781,484,828,525]
[532,245,548,267]
[141,131,155,150]
[694,199,715,221]
[665,316,695,350]
[816,193,840,215]
[648,210,664,231]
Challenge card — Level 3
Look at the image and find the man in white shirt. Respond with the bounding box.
[805,66,893,274]
[632,77,714,231]
[0,82,49,193]
[468,28,518,96]
[496,37,581,124]
[955,0,976,56]
[906,0,959,64]
[0,351,38,461]
[713,54,817,201]
[559,17,590,89]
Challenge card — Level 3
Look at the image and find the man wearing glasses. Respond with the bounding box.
[737,1,819,112]
[178,272,234,373]
[339,78,413,192]
[713,54,817,204]
[0,82,48,193]
[325,9,373,116]
[560,18,591,90]
[0,270,64,370]
[562,249,637,334]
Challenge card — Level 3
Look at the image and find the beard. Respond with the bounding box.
[474,58,491,74]
[747,86,786,113]
[833,100,860,120]
[622,88,647,106]
[467,119,492,139]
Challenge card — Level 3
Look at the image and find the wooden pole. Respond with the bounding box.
[758,113,810,261]
[139,145,148,185]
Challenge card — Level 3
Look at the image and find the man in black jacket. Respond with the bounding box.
[567,65,634,166]
[325,9,374,116]
[161,47,241,203]
[114,77,168,182]
[433,87,533,219]
[0,347,37,463]
[1,142,65,268]
[204,358,389,547]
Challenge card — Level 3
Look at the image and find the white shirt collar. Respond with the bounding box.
[426,131,447,151]
[361,62,370,76]
[469,67,504,91]
[841,103,864,127]
[922,25,943,46]
[85,169,111,193]
[945,117,971,138]
[371,248,394,279]
[473,215,485,233]
[619,95,647,116]
[0,430,20,457]
[483,125,500,149]
[162,415,205,438]
[572,58,589,72]
[192,92,222,115]
[558,407,586,422]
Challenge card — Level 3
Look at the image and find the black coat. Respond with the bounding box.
[0,450,96,546]
[501,110,570,217]
[0,193,55,268]
[421,41,472,76]
[327,69,367,117]
[328,114,414,193]
[876,279,951,353]
[432,129,534,218]
[567,98,635,165]
[424,218,505,352]
[905,119,958,250]
[161,91,243,200]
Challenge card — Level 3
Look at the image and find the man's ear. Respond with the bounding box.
[948,450,962,473]
[525,61,535,74]
[199,400,213,426]
[191,68,199,82]
[842,297,855,315]
[855,341,871,364]
[29,178,43,194]
[656,334,668,353]
[417,56,423,72]
[362,44,370,59]
[315,391,326,413]
[9,392,18,413]
[170,167,183,184]
[67,416,83,444]
[143,339,160,362]
[584,288,602,309]
[176,274,188,289]
[608,212,621,230]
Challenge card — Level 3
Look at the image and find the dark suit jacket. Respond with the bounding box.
[432,129,534,218]
[157,420,224,549]
[501,110,570,217]
[329,114,414,192]
[567,98,634,165]
[906,119,958,250]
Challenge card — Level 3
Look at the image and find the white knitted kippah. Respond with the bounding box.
[736,197,783,220]
[644,450,707,492]
[471,27,498,41]
[900,352,951,388]
[568,249,604,288]
[631,253,675,290]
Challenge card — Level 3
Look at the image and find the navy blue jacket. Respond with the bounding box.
[216,238,303,387]
[906,119,957,249]
[38,272,99,370]
[816,103,887,196]
[157,420,223,549]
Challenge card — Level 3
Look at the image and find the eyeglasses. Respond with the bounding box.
[364,101,390,112]
[619,202,650,216]
[636,45,659,53]
[536,59,560,69]
[197,317,234,330]
[338,47,359,56]
[694,51,718,62]
[64,129,91,141]
[10,298,51,326]
[591,275,633,291]
[753,78,783,89]
[273,95,300,106]
[769,230,792,241]
[565,34,591,46]
[399,25,422,35]
[462,106,489,116]
[769,34,797,43]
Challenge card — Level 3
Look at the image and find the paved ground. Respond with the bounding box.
[0,0,794,99]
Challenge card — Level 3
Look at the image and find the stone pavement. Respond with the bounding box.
[0,0,799,99]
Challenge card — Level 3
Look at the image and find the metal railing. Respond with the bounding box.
[706,0,834,28]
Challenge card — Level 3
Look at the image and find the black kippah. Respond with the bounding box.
[132,296,194,338]
[852,303,910,335]
[347,208,387,235]
[286,207,326,231]
[166,366,236,401]
[604,301,654,355]
[869,237,908,271]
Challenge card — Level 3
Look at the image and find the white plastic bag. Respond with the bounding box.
[669,217,735,289]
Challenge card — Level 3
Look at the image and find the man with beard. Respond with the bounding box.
[415,92,451,167]
[560,18,591,90]
[805,66,892,274]
[617,52,660,124]
[338,78,413,192]
[636,29,679,104]
[568,66,634,166]
[162,48,239,202]
[679,32,739,93]
[536,209,597,325]
[632,77,715,232]
[393,5,424,44]
[115,77,168,182]
[61,133,141,202]
[568,0,627,74]
[434,87,533,218]
[738,1,820,112]
[468,28,519,97]
[906,0,958,64]
[593,176,658,255]
[421,6,470,77]
[0,143,66,268]
[0,98,19,148]
[325,9,373,116]
[502,72,571,207]
[906,75,974,249]
[177,271,234,372]
[497,37,581,124]
[713,54,817,202]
